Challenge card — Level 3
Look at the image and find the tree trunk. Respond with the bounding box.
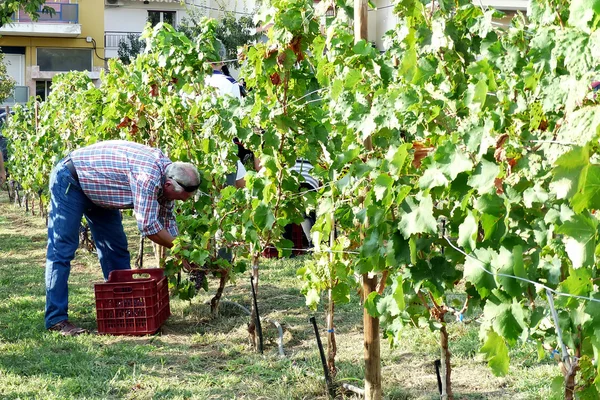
[210,270,228,317]
[363,274,382,400]
[38,194,45,220]
[564,361,578,400]
[440,324,453,400]
[564,344,580,400]
[327,288,337,377]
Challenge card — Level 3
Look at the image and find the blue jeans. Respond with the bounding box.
[45,159,131,329]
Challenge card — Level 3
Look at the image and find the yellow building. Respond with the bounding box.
[0,0,105,104]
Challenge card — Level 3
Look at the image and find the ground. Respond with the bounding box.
[0,190,561,399]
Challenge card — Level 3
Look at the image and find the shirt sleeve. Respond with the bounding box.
[236,160,246,181]
[130,173,165,236]
[158,201,179,238]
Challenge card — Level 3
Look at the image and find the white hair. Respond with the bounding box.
[165,162,200,193]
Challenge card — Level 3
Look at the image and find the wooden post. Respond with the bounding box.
[153,243,166,267]
[327,217,337,376]
[354,0,368,45]
[355,1,381,398]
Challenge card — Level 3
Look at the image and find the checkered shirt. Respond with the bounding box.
[70,140,177,237]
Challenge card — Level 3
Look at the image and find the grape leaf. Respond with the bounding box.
[468,159,500,194]
[398,194,438,239]
[480,330,509,376]
[568,0,600,31]
[556,213,597,269]
[458,211,478,252]
[464,248,496,298]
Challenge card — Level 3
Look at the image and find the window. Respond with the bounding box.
[148,11,176,27]
[37,48,92,72]
[36,80,52,102]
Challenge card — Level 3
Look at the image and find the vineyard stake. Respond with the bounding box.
[250,275,263,354]
[434,359,442,395]
[310,316,335,398]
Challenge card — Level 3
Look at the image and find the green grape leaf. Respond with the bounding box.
[458,211,478,252]
[385,144,410,177]
[468,159,500,194]
[464,248,496,298]
[568,0,600,31]
[254,202,275,231]
[556,213,597,269]
[392,275,405,311]
[332,282,351,304]
[398,194,438,239]
[419,166,449,189]
[436,144,473,181]
[374,173,394,201]
[305,288,320,309]
[480,330,509,376]
[571,165,600,213]
[558,267,593,300]
[364,291,382,317]
[492,247,522,298]
[485,301,526,344]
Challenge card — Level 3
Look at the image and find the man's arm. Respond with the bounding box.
[147,228,176,248]
[0,151,6,186]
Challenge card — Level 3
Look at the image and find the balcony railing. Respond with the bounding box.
[105,31,142,49]
[12,3,79,24]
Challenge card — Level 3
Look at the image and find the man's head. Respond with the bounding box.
[163,162,201,201]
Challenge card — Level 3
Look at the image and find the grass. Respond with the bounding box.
[0,190,561,399]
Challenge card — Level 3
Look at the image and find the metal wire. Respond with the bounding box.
[443,236,600,305]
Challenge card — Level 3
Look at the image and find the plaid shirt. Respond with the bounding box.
[70,140,177,237]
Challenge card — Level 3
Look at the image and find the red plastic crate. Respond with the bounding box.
[94,268,170,335]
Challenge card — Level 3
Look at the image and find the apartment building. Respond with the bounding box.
[366,0,529,50]
[0,0,105,105]
[104,0,255,59]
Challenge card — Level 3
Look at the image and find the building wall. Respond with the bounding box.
[367,0,397,50]
[0,0,105,104]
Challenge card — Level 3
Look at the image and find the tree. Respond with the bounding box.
[117,33,145,65]
[179,9,259,68]
[0,52,16,102]
[0,0,55,27]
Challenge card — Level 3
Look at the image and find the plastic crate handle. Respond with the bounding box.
[107,268,165,283]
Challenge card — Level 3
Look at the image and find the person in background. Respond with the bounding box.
[205,39,242,99]
[45,140,200,336]
[205,39,246,188]
[0,152,5,186]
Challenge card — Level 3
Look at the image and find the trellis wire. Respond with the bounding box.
[265,246,359,255]
[443,236,600,305]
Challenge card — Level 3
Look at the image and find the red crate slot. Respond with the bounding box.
[94,268,170,335]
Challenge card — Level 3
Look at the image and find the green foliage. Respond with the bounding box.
[0,0,55,27]
[179,9,260,68]
[0,51,16,103]
[117,33,145,65]
[7,0,600,394]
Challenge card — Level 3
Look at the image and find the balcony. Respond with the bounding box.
[475,0,528,10]
[104,31,142,59]
[0,2,81,37]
